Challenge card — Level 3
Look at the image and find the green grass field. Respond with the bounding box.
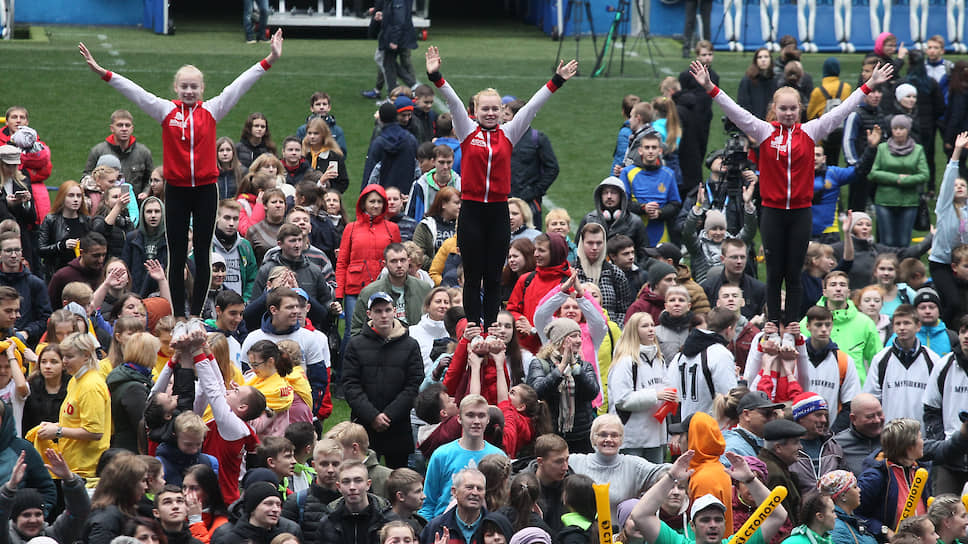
[6,17,936,428]
[6,18,885,220]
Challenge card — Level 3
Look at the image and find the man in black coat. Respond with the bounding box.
[342,291,424,469]
[316,460,398,544]
[507,99,560,226]
[418,468,512,544]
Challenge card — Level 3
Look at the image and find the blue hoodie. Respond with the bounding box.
[917,319,954,355]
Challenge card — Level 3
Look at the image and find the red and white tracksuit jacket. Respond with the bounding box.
[709,83,873,210]
[433,76,559,203]
[102,59,273,188]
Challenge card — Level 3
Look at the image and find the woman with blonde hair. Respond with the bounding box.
[508,197,541,242]
[424,45,577,329]
[303,116,348,193]
[607,312,674,463]
[107,331,159,452]
[853,284,892,344]
[36,332,111,479]
[249,152,292,198]
[206,332,244,388]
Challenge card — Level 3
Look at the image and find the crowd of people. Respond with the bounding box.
[3,22,968,544]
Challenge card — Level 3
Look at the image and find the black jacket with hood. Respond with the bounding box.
[361,122,419,192]
[577,176,651,268]
[121,196,168,297]
[105,362,153,452]
[37,212,92,279]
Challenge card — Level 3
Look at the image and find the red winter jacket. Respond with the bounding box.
[506,261,571,353]
[711,82,872,209]
[335,184,401,298]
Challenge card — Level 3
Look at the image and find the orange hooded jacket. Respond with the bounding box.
[687,412,733,533]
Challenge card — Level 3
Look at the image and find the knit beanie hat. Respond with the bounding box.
[509,527,552,544]
[379,102,398,124]
[243,481,280,514]
[704,210,727,230]
[792,392,828,420]
[852,211,872,226]
[395,95,415,113]
[818,470,857,501]
[240,467,279,491]
[913,287,942,309]
[891,114,913,130]
[895,83,917,103]
[648,261,676,288]
[822,58,841,78]
[546,232,569,267]
[10,488,45,519]
[544,317,581,345]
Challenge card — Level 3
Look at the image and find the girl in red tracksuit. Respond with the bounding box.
[78,32,283,317]
[424,46,577,327]
[689,60,894,323]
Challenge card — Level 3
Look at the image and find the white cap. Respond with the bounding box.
[690,494,727,519]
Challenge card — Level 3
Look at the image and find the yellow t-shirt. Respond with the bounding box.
[286,366,313,408]
[59,368,111,479]
[246,372,294,413]
[152,352,172,382]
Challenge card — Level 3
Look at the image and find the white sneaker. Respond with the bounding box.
[735,42,744,52]
[781,333,795,350]
[729,40,736,51]
[846,42,856,53]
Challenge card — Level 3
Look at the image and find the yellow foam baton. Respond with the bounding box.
[728,486,788,544]
[962,495,968,512]
[593,483,613,544]
[896,468,929,531]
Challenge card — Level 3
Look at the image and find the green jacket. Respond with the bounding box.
[868,142,929,207]
[351,275,431,336]
[799,297,883,383]
[205,235,259,301]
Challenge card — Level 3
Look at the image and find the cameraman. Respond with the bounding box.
[681,162,758,283]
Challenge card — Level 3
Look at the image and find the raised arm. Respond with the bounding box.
[690,60,773,145]
[504,59,579,145]
[724,452,788,542]
[196,356,250,442]
[206,29,283,121]
[79,42,172,123]
[803,62,894,142]
[425,46,476,141]
[629,450,695,544]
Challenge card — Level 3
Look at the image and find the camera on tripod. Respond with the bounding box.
[720,121,756,197]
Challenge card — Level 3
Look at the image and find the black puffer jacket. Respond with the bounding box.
[37,212,92,278]
[526,355,600,447]
[342,319,424,456]
[316,493,397,544]
[235,139,272,169]
[510,127,559,203]
[282,482,341,537]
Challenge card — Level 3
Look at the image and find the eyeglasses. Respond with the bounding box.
[1,248,21,254]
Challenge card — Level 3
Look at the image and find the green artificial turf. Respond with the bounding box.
[6,16,944,427]
[5,18,889,225]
